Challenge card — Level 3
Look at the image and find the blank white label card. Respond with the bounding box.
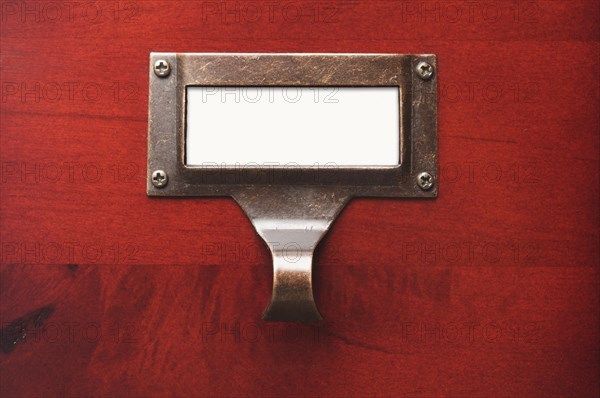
[186,86,400,167]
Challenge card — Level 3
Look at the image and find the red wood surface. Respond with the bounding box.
[1,1,598,396]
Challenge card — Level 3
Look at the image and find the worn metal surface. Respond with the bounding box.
[235,187,351,322]
[147,53,437,322]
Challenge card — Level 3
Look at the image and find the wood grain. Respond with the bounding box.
[1,0,598,396]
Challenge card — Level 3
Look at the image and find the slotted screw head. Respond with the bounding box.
[154,60,171,77]
[417,172,434,190]
[416,61,434,80]
[152,170,168,188]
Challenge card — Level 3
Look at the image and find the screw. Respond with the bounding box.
[417,172,434,190]
[154,60,171,77]
[151,170,168,188]
[416,61,434,80]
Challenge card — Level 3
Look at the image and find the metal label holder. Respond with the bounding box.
[147,53,437,322]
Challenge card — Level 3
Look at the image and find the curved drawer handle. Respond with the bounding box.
[234,188,349,322]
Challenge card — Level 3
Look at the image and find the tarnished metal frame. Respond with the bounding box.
[147,53,437,196]
[147,53,437,323]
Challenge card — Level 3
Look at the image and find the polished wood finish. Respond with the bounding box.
[1,1,598,396]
